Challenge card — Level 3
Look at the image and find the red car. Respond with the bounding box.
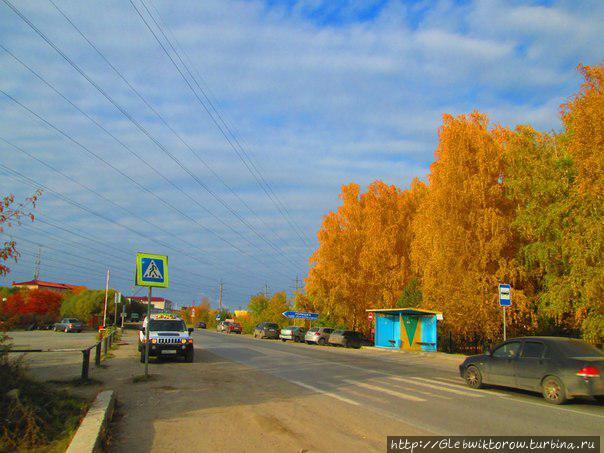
[218,321,242,334]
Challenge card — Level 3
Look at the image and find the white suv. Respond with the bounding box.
[138,314,194,363]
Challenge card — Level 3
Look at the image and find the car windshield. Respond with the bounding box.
[307,328,318,333]
[332,330,344,335]
[68,319,79,323]
[267,324,278,329]
[556,340,604,357]
[149,320,186,332]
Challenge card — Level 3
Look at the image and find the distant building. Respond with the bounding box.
[12,279,86,294]
[127,296,174,313]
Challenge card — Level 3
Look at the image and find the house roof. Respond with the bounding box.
[366,307,442,316]
[12,279,85,291]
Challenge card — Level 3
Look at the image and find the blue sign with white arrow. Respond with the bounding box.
[499,284,511,307]
[282,311,319,320]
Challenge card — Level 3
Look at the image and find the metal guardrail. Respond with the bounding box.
[7,328,121,380]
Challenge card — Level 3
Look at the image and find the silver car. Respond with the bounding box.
[305,327,334,345]
[53,318,83,333]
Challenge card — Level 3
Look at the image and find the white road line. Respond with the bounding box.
[413,377,489,394]
[372,378,452,400]
[290,380,360,406]
[430,380,604,419]
[391,377,483,397]
[434,377,465,385]
[342,379,426,402]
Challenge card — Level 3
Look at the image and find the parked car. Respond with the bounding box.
[279,326,307,342]
[305,327,334,345]
[329,330,365,348]
[130,313,141,322]
[195,321,206,329]
[459,336,604,405]
[53,318,83,333]
[254,322,280,339]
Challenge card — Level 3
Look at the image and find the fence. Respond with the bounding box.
[8,328,121,380]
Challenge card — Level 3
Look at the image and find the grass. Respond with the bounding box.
[0,356,88,452]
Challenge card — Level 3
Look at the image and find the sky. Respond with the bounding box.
[1,0,602,309]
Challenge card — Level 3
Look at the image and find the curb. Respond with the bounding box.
[67,390,115,453]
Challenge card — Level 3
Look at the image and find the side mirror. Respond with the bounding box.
[188,328,194,334]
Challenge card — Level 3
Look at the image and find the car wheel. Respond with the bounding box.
[464,365,484,389]
[542,376,567,405]
[343,340,349,348]
[306,341,312,345]
[281,339,286,342]
[318,338,326,346]
[140,350,146,363]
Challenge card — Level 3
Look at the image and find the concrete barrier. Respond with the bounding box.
[67,390,115,453]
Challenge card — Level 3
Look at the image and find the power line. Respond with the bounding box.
[130,0,312,248]
[0,168,265,292]
[46,0,306,263]
[1,0,303,273]
[0,42,298,276]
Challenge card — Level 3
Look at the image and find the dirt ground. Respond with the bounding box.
[93,331,430,452]
[8,330,429,451]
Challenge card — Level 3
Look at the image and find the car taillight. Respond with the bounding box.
[577,366,600,377]
[315,332,321,336]
[187,339,193,343]
[69,324,73,328]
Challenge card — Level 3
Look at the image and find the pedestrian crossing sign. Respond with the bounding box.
[136,253,169,288]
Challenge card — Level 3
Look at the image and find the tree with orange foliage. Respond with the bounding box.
[412,112,516,340]
[307,179,425,331]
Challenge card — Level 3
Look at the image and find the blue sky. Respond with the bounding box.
[1,0,602,309]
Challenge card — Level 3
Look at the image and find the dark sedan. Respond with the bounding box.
[329,330,364,349]
[459,336,603,404]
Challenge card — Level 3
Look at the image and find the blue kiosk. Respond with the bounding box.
[367,307,442,352]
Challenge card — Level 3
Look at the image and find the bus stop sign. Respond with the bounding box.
[499,284,511,306]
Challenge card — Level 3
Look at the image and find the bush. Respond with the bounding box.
[0,351,86,450]
[0,289,63,327]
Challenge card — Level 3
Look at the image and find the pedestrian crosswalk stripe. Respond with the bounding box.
[393,377,482,397]
[342,379,426,402]
[375,378,451,400]
[291,380,360,406]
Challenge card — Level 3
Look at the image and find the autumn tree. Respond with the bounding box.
[411,112,516,340]
[307,179,425,331]
[0,191,42,277]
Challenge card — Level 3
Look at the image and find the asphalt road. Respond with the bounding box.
[195,330,604,437]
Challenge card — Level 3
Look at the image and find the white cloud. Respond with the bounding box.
[1,0,602,306]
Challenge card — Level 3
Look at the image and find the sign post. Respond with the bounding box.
[136,253,169,378]
[498,284,511,341]
[282,311,319,321]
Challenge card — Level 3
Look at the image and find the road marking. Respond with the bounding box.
[342,379,426,402]
[391,377,483,397]
[431,380,604,419]
[413,377,489,394]
[290,380,360,406]
[372,378,451,400]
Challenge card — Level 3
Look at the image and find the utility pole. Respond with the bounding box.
[264,282,269,298]
[295,274,300,291]
[33,246,42,280]
[218,280,223,312]
[102,269,110,328]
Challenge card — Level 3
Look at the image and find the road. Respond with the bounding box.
[196,330,604,437]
